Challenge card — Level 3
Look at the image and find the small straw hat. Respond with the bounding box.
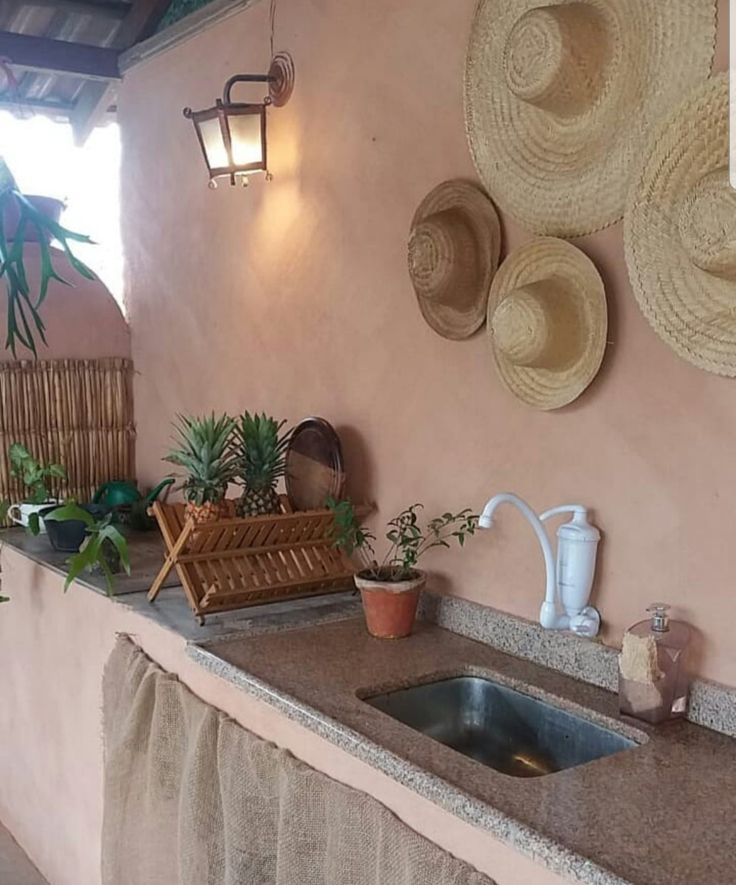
[464,0,716,237]
[408,180,501,340]
[488,238,607,410]
[625,75,736,377]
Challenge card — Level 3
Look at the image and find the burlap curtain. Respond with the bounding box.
[103,637,495,885]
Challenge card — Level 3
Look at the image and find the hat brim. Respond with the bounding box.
[464,0,715,237]
[410,180,501,340]
[624,75,736,376]
[488,238,608,410]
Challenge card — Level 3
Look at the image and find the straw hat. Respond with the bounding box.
[488,238,607,409]
[408,180,501,339]
[624,75,736,377]
[464,0,716,237]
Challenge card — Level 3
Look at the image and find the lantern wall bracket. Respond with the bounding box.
[222,52,294,107]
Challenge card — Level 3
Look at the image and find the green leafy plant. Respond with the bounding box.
[44,502,130,594]
[163,413,236,505]
[233,412,292,517]
[0,158,95,358]
[327,498,478,583]
[9,443,66,504]
[8,442,66,534]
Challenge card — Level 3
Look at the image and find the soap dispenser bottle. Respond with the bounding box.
[618,604,691,725]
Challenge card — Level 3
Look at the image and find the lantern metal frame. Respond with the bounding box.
[184,53,295,187]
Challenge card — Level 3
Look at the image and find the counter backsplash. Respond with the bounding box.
[418,592,736,740]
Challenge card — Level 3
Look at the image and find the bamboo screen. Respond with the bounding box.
[0,358,136,506]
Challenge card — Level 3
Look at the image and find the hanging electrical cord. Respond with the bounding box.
[269,0,277,59]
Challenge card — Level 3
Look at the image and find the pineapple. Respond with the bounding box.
[163,413,235,524]
[233,412,291,517]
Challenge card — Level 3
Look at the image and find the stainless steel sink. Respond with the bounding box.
[364,676,637,778]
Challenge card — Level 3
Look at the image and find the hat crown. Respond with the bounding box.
[491,279,581,369]
[678,169,736,279]
[408,208,479,305]
[503,3,610,117]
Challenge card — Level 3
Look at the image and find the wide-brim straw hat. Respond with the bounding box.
[625,75,736,377]
[408,180,501,340]
[488,238,607,410]
[464,0,716,237]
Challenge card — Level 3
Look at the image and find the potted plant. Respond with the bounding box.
[328,498,478,639]
[163,413,236,524]
[41,500,108,552]
[43,503,130,594]
[0,157,95,358]
[232,412,292,516]
[6,443,66,535]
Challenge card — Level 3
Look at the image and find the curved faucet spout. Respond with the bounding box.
[479,493,557,621]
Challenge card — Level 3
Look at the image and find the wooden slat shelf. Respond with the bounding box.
[148,499,370,623]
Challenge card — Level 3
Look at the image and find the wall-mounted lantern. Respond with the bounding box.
[184,52,294,188]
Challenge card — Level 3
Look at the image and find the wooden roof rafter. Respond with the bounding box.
[0,0,172,143]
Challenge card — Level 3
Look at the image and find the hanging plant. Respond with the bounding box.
[0,157,96,358]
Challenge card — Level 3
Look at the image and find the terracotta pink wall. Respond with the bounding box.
[0,548,566,885]
[0,245,130,362]
[119,0,735,686]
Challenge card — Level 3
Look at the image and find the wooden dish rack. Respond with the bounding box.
[148,499,369,623]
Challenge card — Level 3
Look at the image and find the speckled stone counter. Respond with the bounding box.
[0,527,179,596]
[192,619,736,885]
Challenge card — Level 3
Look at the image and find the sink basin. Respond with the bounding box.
[364,675,637,778]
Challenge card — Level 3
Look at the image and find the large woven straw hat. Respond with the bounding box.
[464,0,716,237]
[408,180,501,340]
[625,75,736,376]
[488,238,607,409]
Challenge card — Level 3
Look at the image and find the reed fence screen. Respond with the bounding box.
[0,358,136,508]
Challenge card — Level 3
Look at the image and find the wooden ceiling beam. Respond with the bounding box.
[0,31,121,80]
[17,0,132,21]
[71,0,171,143]
[0,95,75,116]
[113,0,173,46]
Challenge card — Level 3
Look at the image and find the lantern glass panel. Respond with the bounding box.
[228,111,264,168]
[199,116,229,170]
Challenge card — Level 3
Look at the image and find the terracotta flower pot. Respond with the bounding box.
[354,570,426,639]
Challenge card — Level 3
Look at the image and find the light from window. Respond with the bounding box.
[0,112,123,309]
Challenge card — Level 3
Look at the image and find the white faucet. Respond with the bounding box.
[479,492,601,637]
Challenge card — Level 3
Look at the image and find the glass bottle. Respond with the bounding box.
[618,603,690,725]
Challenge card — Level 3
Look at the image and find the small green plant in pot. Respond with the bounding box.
[328,499,478,639]
[44,502,130,594]
[163,413,236,525]
[6,443,66,535]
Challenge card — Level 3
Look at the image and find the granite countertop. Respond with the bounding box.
[0,527,181,596]
[5,530,735,883]
[193,618,736,885]
[0,527,362,640]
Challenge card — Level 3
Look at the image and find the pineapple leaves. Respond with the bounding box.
[232,411,292,494]
[164,413,236,505]
[162,411,295,516]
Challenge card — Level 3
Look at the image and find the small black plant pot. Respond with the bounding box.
[41,504,107,553]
